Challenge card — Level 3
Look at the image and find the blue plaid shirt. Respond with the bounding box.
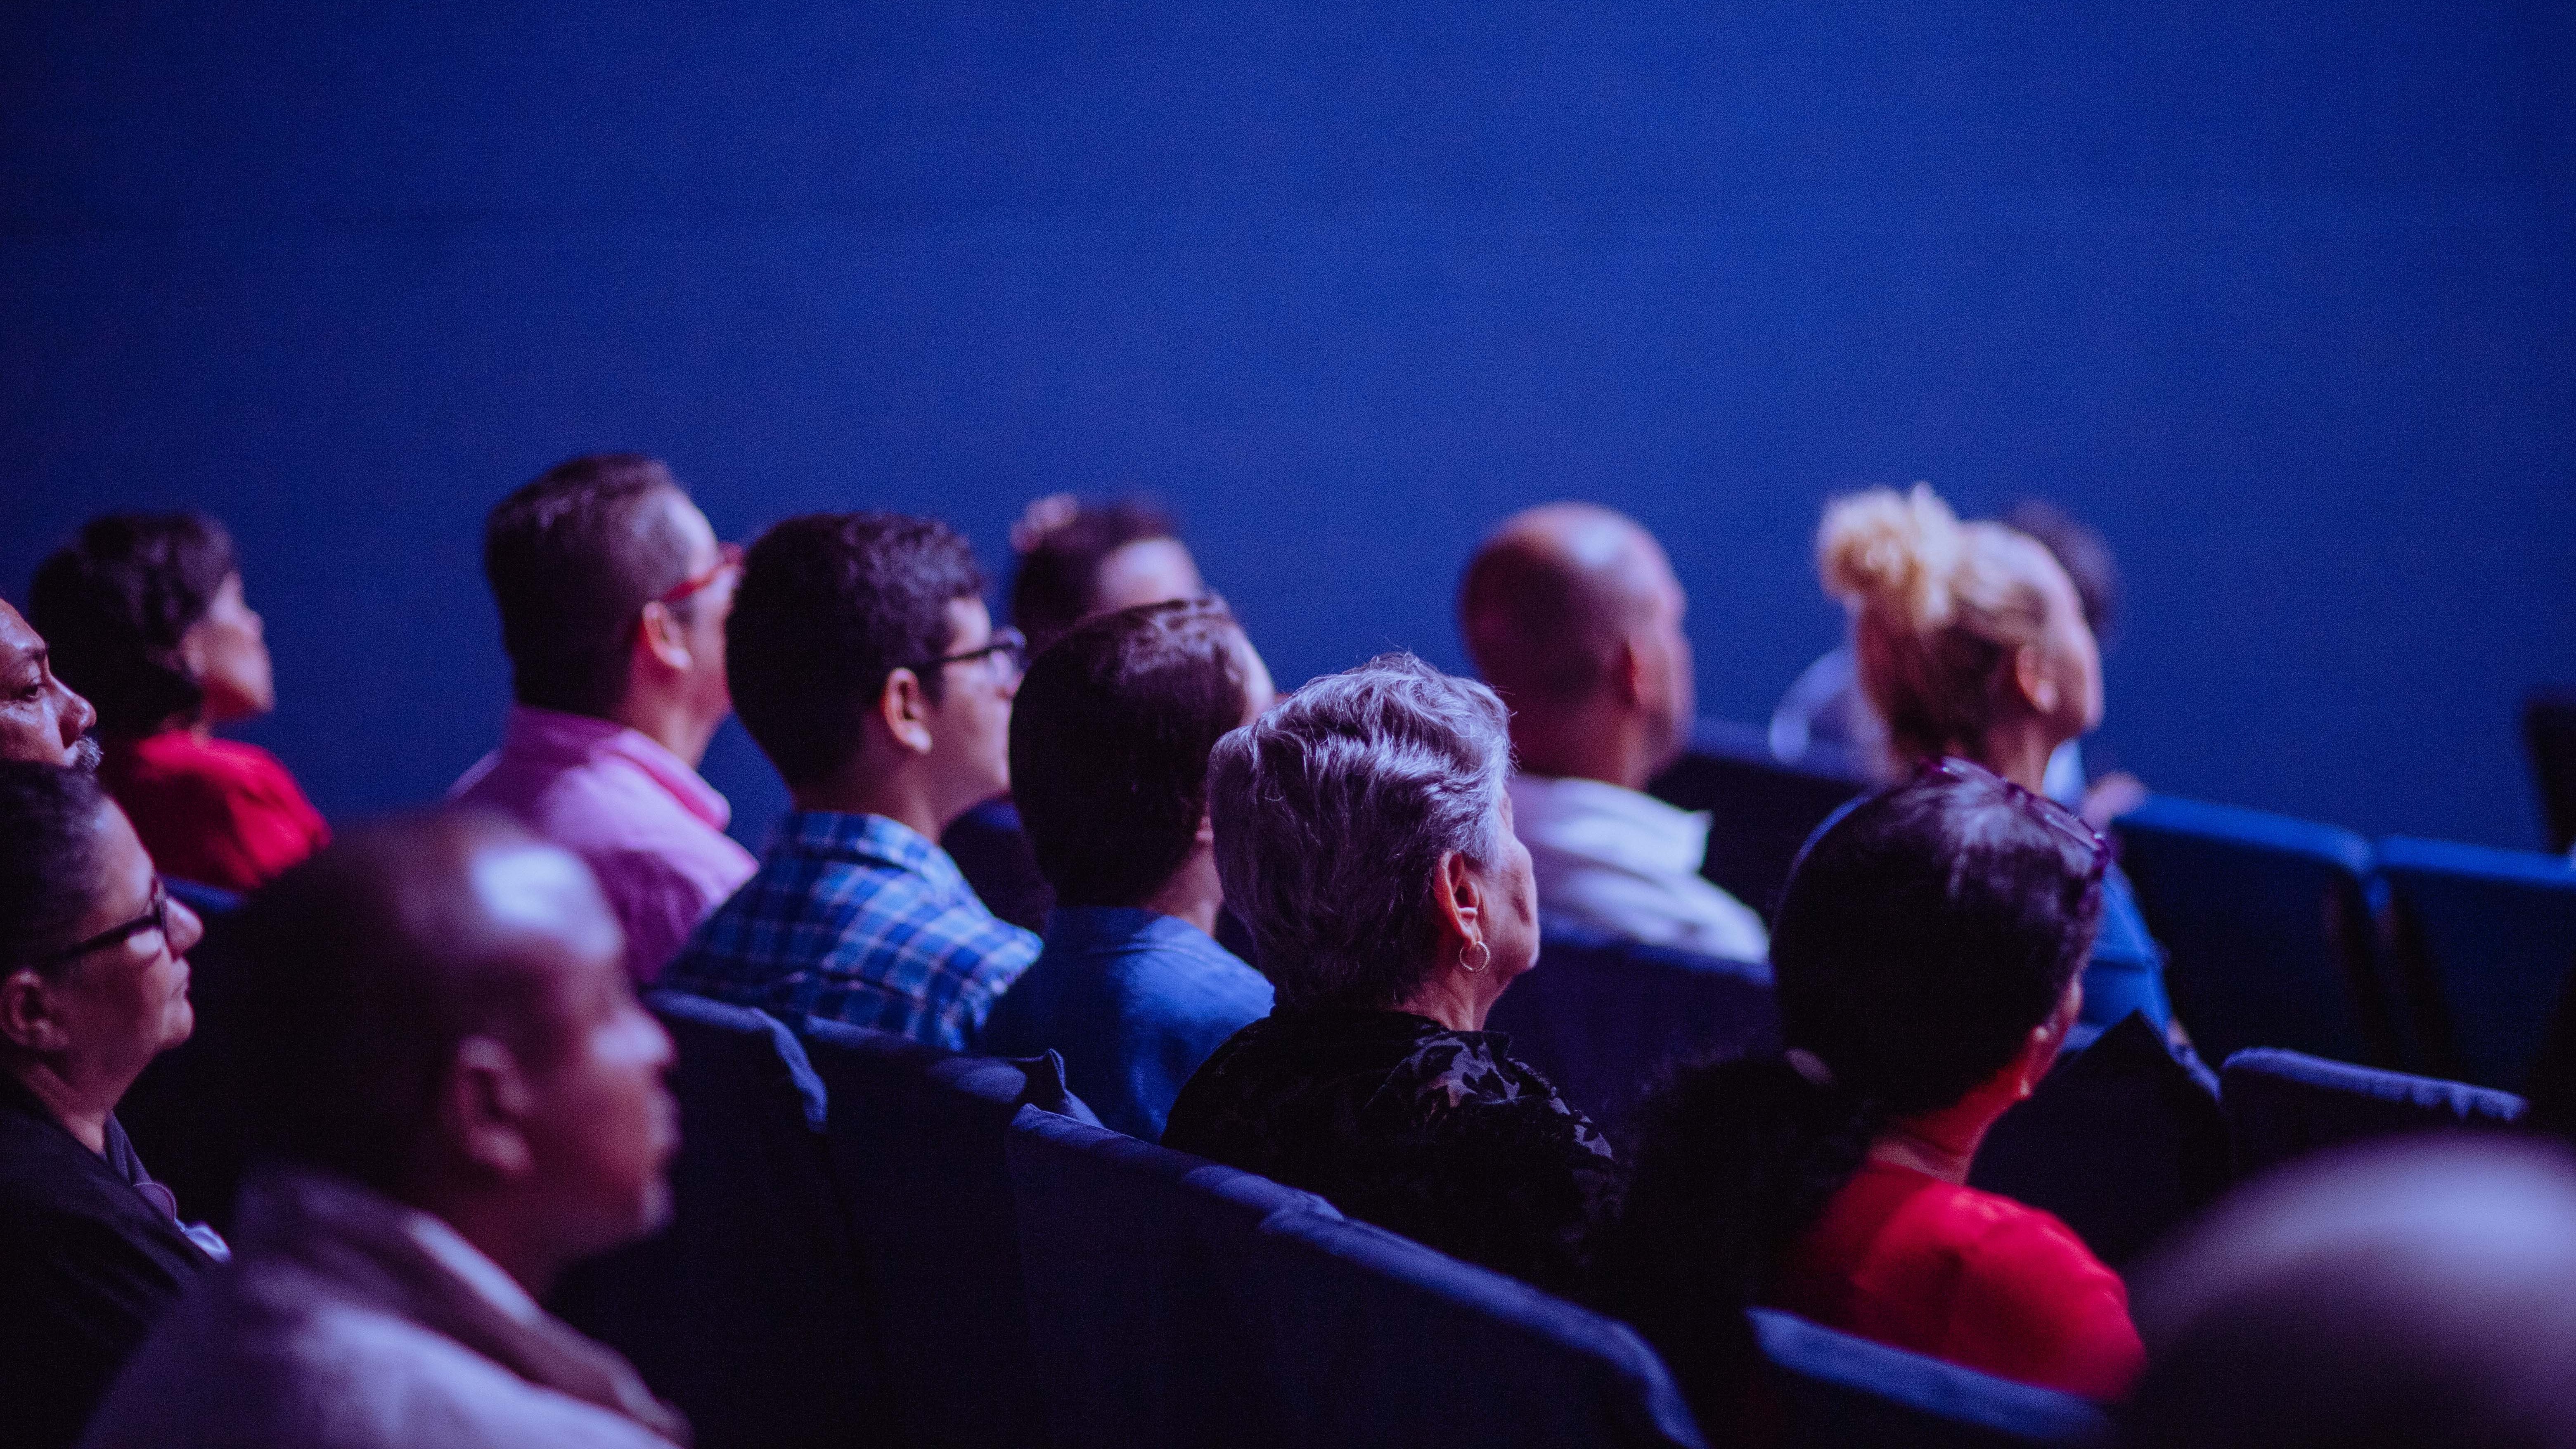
[667,811,1038,1050]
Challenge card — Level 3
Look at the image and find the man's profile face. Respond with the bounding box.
[656,490,739,724]
[0,601,99,769]
[1629,535,1696,772]
[923,595,1018,818]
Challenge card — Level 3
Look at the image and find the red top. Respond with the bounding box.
[1769,1160,2144,1400]
[100,730,331,893]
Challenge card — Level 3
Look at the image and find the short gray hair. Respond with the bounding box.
[1207,652,1514,1012]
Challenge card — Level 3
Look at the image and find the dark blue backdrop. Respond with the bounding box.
[6,2,2572,851]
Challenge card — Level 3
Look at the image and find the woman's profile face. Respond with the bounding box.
[2022,545,2104,743]
[42,801,201,1087]
[186,572,275,724]
[1475,788,1542,984]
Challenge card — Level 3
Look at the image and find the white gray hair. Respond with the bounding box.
[1206,652,1514,1012]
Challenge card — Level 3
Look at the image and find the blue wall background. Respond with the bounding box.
[5,2,2572,851]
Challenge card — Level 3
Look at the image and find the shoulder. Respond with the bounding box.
[1381,1032,1615,1158]
[1916,1184,2143,1386]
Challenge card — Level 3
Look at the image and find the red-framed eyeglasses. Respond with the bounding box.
[656,542,745,608]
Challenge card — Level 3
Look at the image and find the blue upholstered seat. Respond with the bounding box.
[2220,1046,2528,1177]
[1750,1309,2111,1447]
[1004,1110,1340,1449]
[798,1020,1087,1449]
[163,876,242,919]
[1487,919,1778,1137]
[2110,793,2396,1069]
[549,991,885,1449]
[1233,1210,1709,1448]
[1646,718,1867,923]
[2376,836,2576,1089]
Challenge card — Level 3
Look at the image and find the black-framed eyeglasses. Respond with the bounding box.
[1916,756,2111,884]
[909,627,1027,681]
[34,878,173,968]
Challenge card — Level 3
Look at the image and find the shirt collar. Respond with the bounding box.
[1042,905,1230,959]
[502,704,732,831]
[1507,772,1712,877]
[770,810,967,893]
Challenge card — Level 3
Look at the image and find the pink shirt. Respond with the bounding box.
[449,706,758,984]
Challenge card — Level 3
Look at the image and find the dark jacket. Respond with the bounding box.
[0,1074,212,1449]
[1162,1006,1619,1293]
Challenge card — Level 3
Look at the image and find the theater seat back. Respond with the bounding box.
[2221,1046,2528,1178]
[1487,921,1777,1138]
[1648,718,1866,923]
[1236,1211,1709,1448]
[549,991,886,1449]
[2376,836,2576,1089]
[1005,1111,1341,1449]
[2111,793,2396,1069]
[800,1020,1083,1449]
[1749,1309,2112,1447]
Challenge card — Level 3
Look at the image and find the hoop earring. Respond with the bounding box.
[1459,939,1491,975]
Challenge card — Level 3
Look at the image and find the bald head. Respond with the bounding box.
[231,810,625,1193]
[1458,504,1695,785]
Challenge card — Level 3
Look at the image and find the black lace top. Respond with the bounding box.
[1162,1007,1619,1293]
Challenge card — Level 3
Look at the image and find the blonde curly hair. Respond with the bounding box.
[1817,483,2064,765]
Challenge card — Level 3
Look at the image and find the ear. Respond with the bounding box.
[876,668,936,756]
[1428,850,1486,955]
[1610,635,1649,708]
[0,968,66,1055]
[2012,980,2085,1098]
[2012,642,2060,715]
[175,618,213,683]
[632,601,695,678]
[438,1036,539,1181]
[1192,810,1216,849]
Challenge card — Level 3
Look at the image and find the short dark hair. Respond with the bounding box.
[0,762,113,975]
[1592,760,2105,1427]
[482,454,697,717]
[1009,496,1179,656]
[1011,599,1252,908]
[28,512,239,735]
[225,811,575,1194]
[726,512,987,789]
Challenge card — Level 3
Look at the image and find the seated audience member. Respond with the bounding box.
[2125,1138,2576,1448]
[980,599,1277,1139]
[0,597,102,768]
[1774,497,2146,826]
[1811,484,2170,1037]
[1458,503,1767,961]
[945,494,1211,932]
[81,812,687,1449]
[668,513,1037,1049]
[1593,758,2140,1422]
[449,454,757,983]
[30,513,327,891]
[0,763,218,1449]
[1162,654,1617,1293]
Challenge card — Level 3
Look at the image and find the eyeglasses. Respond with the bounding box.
[909,627,1027,682]
[1915,756,2111,884]
[34,878,173,968]
[654,542,745,609]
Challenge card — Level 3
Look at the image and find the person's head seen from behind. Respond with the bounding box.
[28,512,273,743]
[0,762,203,1153]
[228,812,675,1294]
[481,453,739,767]
[1819,484,2102,794]
[1458,503,1695,791]
[1009,598,1274,936]
[726,512,1020,843]
[1596,758,2104,1417]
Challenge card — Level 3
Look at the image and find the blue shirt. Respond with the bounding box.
[667,811,1038,1051]
[2080,862,2172,1033]
[979,906,1275,1140]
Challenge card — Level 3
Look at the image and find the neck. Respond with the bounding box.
[6,1059,118,1155]
[1967,717,2063,796]
[1508,699,1662,791]
[1395,966,1491,1033]
[407,1184,569,1300]
[792,759,956,844]
[1136,847,1225,938]
[1865,1096,2005,1186]
[606,690,720,770]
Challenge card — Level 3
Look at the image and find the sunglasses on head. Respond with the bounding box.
[1914,755,2111,884]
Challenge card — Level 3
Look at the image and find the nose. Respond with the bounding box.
[57,680,96,748]
[166,895,206,959]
